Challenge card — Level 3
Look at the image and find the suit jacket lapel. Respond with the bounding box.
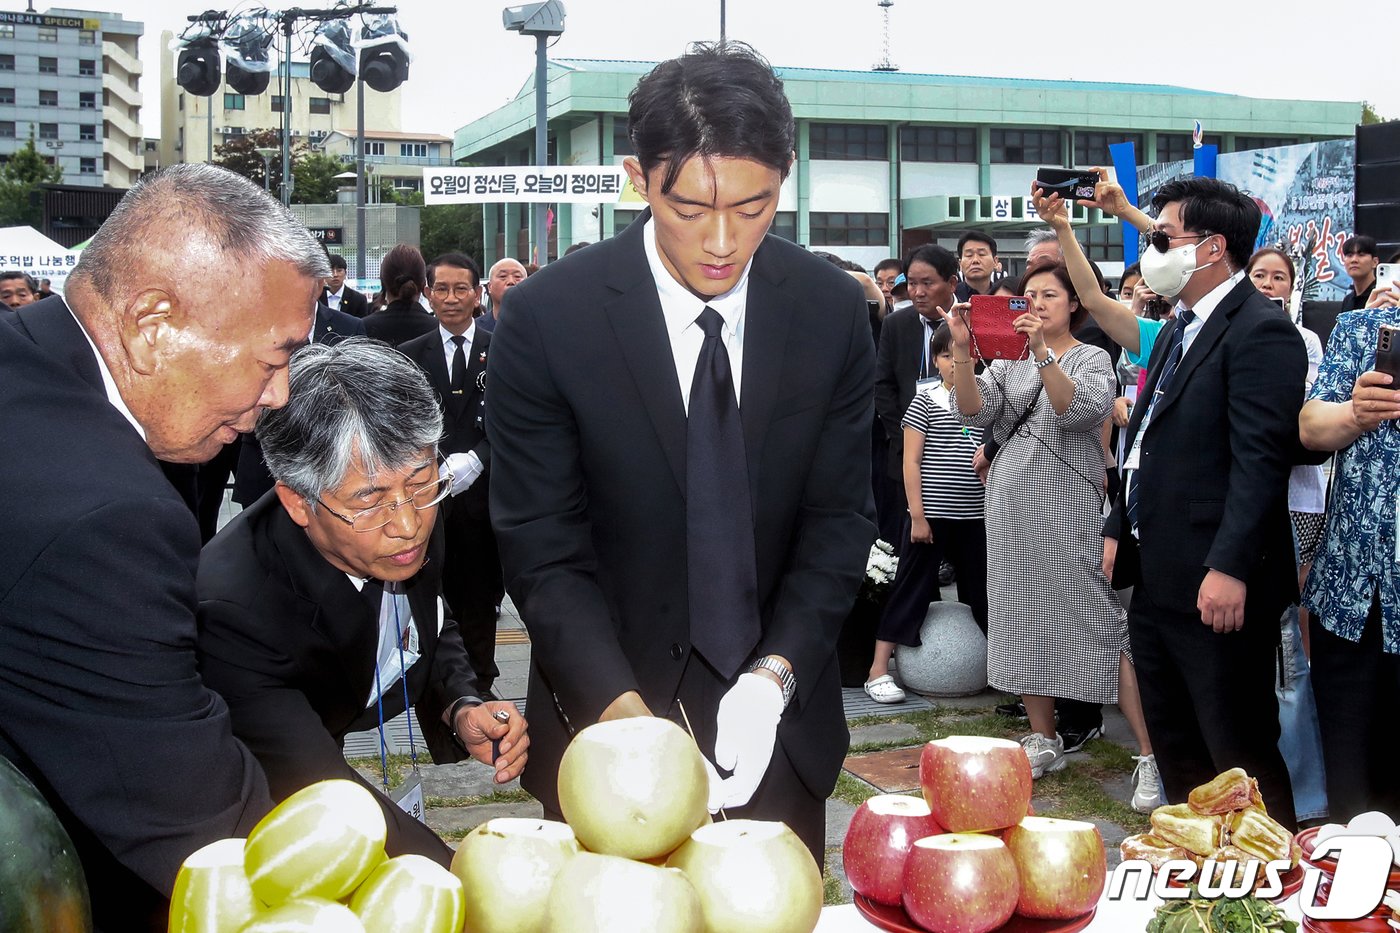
[603,210,687,495]
[266,503,379,708]
[1147,280,1247,424]
[741,243,793,507]
[460,329,489,418]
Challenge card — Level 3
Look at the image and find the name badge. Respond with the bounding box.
[391,772,425,824]
[1123,429,1144,472]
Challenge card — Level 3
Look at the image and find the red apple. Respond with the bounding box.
[1003,816,1105,919]
[843,795,945,906]
[902,834,1019,933]
[919,736,1033,833]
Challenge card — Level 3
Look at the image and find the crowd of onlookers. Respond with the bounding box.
[820,174,1400,830]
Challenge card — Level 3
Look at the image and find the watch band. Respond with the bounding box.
[749,656,796,709]
[448,695,485,750]
[1035,348,1057,369]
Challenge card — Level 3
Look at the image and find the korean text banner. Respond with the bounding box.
[424,166,630,204]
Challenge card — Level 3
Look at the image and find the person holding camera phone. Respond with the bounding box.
[940,263,1159,809]
[1298,293,1400,820]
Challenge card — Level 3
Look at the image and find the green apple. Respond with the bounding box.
[450,817,580,933]
[667,819,822,933]
[557,717,708,860]
[543,852,701,933]
[349,854,465,933]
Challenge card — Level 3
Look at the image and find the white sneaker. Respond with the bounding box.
[1020,732,1067,779]
[1131,754,1162,813]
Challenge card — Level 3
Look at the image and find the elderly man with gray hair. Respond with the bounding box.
[195,338,528,868]
[1,163,326,928]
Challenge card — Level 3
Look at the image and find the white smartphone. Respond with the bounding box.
[1378,263,1400,289]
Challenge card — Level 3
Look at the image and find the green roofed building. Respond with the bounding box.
[452,59,1361,276]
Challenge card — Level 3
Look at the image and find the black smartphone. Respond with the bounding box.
[1375,325,1400,381]
[1034,167,1099,202]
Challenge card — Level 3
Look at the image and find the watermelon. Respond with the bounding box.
[0,757,92,932]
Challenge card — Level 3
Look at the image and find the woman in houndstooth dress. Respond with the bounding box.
[946,262,1154,783]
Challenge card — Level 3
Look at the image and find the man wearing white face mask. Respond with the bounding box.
[1100,176,1307,830]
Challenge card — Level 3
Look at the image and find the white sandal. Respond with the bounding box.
[863,674,906,704]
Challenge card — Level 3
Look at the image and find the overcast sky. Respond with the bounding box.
[33,0,1399,140]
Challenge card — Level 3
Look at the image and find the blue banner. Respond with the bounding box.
[1109,141,1141,267]
[1193,144,1218,179]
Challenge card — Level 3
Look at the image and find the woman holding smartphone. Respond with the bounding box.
[940,263,1158,809]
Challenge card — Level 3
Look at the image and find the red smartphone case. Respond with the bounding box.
[967,295,1031,362]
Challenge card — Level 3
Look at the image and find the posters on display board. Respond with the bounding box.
[0,226,80,294]
[1136,139,1358,302]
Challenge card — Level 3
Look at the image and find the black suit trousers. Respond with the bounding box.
[1128,577,1295,828]
[440,508,501,693]
[1309,598,1400,819]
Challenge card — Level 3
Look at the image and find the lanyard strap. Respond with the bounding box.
[373,583,420,793]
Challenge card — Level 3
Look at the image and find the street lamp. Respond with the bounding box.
[503,1,565,267]
[254,146,278,193]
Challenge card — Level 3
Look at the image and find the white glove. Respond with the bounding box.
[446,451,484,495]
[708,672,784,812]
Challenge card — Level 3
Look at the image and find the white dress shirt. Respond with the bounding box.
[642,218,751,412]
[438,323,485,494]
[68,303,145,440]
[325,285,344,312]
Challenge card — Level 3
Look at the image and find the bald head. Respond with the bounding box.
[64,163,328,464]
[487,257,528,318]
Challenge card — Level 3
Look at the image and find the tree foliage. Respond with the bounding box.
[292,152,345,205]
[420,203,484,268]
[1360,101,1393,125]
[0,130,65,227]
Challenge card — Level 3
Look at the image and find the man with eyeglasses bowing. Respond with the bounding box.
[195,338,527,868]
[400,252,501,695]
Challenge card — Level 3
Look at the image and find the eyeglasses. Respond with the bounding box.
[1147,229,1213,254]
[430,283,478,298]
[316,461,455,533]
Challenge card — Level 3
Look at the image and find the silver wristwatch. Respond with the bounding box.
[749,656,796,709]
[1035,348,1057,369]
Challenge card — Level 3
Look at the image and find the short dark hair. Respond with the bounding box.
[1150,177,1259,270]
[627,42,794,195]
[1,270,35,290]
[1120,262,1142,288]
[1342,235,1378,257]
[873,258,903,277]
[930,322,953,357]
[904,244,959,282]
[564,241,591,255]
[1019,261,1087,331]
[957,231,998,257]
[327,253,348,272]
[428,251,482,289]
[811,250,865,273]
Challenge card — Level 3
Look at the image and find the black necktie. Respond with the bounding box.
[687,307,761,679]
[450,335,467,395]
[1125,309,1197,532]
[924,325,937,379]
[362,578,385,617]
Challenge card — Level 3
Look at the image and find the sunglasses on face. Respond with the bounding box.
[1147,230,1213,254]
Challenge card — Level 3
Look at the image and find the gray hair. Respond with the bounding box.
[71,163,330,304]
[1023,228,1058,253]
[256,338,444,502]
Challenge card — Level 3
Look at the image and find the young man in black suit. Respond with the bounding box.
[400,253,500,694]
[487,42,875,863]
[0,164,327,929]
[323,251,370,318]
[196,339,526,868]
[1103,176,1307,828]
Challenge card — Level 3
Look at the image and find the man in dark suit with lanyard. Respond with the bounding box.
[232,299,366,507]
[401,253,500,694]
[0,164,325,929]
[196,339,526,868]
[1103,176,1306,827]
[487,42,875,864]
[874,245,960,507]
